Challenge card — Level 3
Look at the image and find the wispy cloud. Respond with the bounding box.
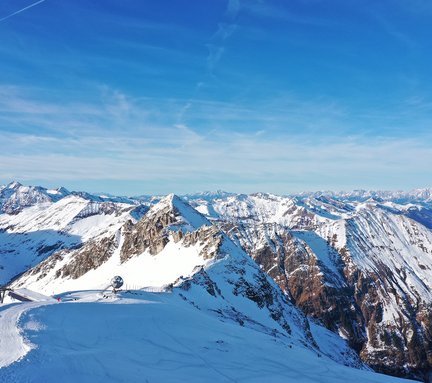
[0,0,46,22]
[0,85,159,136]
[1,84,429,140]
[391,0,432,16]
[369,12,417,49]
[240,0,339,28]
[177,0,240,126]
[226,0,240,20]
[205,21,237,74]
[2,128,431,194]
[206,0,239,77]
[1,84,431,194]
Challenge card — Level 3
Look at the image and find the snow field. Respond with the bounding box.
[0,292,416,383]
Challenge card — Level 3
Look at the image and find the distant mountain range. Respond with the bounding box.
[2,180,431,214]
[1,181,432,381]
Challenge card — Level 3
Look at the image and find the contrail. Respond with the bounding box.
[0,0,46,22]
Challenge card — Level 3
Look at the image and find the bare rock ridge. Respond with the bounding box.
[120,193,211,261]
[223,222,366,352]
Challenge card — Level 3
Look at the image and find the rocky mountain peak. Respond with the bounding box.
[147,193,211,231]
[50,186,70,196]
[0,182,53,214]
[120,195,211,262]
[6,181,22,189]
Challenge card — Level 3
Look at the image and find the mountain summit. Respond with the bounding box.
[1,182,432,381]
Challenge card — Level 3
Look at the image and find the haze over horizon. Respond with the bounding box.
[1,0,431,195]
[2,179,432,200]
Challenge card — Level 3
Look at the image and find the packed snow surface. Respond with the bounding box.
[0,291,415,383]
[0,301,51,368]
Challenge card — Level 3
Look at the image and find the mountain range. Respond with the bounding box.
[1,181,432,382]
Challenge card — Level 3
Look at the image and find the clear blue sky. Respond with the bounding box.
[0,0,431,195]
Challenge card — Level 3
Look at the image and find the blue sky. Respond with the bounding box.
[0,0,431,195]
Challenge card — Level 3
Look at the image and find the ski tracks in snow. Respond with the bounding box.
[0,301,52,368]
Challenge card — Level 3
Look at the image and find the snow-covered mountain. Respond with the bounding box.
[0,181,69,214]
[292,189,432,206]
[0,193,147,286]
[1,192,383,383]
[186,192,432,381]
[0,181,139,215]
[1,292,413,383]
[2,182,432,381]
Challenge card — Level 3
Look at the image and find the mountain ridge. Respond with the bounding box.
[2,181,432,214]
[2,182,432,381]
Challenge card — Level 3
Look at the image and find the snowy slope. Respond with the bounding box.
[188,193,326,229]
[0,181,140,215]
[292,188,432,206]
[11,234,209,294]
[2,184,432,381]
[0,292,415,383]
[0,181,68,214]
[0,195,140,285]
[189,193,432,380]
[6,194,211,293]
[7,195,370,372]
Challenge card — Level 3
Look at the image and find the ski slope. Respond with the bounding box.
[0,291,415,383]
[0,301,51,368]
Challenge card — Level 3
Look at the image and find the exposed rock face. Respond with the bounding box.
[120,214,171,261]
[171,229,364,369]
[332,208,432,381]
[176,259,299,337]
[58,235,118,280]
[223,222,366,352]
[209,197,432,381]
[10,233,120,286]
[341,248,432,379]
[177,266,222,297]
[16,235,119,284]
[17,248,74,283]
[121,209,223,263]
[120,194,211,262]
[171,231,315,347]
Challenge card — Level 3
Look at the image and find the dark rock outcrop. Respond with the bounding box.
[120,195,212,262]
[223,222,366,352]
[59,235,117,279]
